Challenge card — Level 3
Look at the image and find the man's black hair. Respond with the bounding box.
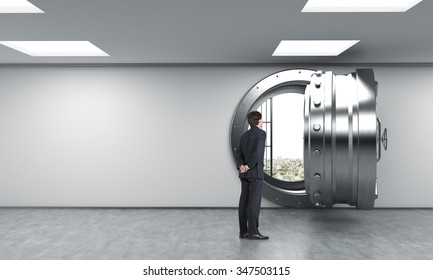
[247,111,262,127]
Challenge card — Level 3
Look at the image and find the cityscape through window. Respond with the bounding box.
[256,93,304,182]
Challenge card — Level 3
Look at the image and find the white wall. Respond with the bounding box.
[0,65,431,207]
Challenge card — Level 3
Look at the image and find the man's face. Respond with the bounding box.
[258,118,263,129]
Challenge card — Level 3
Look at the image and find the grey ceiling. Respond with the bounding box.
[0,0,432,64]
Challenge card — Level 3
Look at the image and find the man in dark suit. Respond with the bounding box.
[235,111,269,240]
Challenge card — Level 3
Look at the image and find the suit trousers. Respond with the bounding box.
[238,178,263,235]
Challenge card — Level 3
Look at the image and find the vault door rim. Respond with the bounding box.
[230,68,316,207]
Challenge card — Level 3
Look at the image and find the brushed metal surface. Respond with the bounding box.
[304,69,379,209]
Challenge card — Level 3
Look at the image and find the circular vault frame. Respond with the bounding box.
[230,69,315,207]
[230,68,382,209]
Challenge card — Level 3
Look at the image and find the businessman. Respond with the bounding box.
[235,111,269,240]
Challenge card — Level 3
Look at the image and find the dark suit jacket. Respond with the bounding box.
[235,125,267,179]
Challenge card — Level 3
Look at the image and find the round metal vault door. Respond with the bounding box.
[230,68,387,209]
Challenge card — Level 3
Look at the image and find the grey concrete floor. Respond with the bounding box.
[0,208,432,260]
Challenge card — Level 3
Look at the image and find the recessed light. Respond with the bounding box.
[302,0,423,13]
[0,0,44,13]
[272,40,359,56]
[0,41,110,57]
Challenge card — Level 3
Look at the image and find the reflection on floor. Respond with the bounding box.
[0,208,432,259]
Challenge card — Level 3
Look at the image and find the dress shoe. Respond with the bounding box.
[248,232,269,240]
[239,233,249,239]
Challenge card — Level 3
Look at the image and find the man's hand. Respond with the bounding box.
[239,165,244,173]
[239,165,250,173]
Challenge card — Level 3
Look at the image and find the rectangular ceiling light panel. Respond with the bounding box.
[272,40,359,56]
[302,0,423,12]
[0,41,109,56]
[0,0,44,13]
